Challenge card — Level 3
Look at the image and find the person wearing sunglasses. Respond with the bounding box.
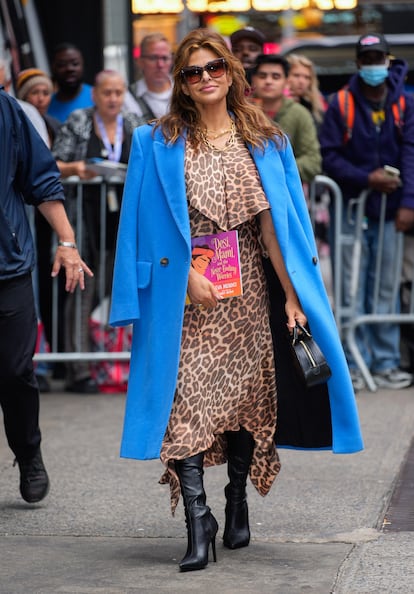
[110,28,363,572]
[126,32,173,121]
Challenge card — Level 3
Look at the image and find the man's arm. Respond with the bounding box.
[396,93,414,231]
[37,200,93,293]
[319,97,370,189]
[13,102,93,291]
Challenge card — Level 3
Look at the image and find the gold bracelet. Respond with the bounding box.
[58,240,77,249]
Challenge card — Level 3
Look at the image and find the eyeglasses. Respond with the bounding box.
[141,55,172,63]
[181,58,227,84]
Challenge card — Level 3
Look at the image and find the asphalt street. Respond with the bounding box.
[1,381,414,593]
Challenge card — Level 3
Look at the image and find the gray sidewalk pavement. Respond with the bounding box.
[1,381,414,593]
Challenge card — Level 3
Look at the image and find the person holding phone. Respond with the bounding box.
[319,33,414,391]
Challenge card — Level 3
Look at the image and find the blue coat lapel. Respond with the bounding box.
[249,142,289,258]
[153,132,190,245]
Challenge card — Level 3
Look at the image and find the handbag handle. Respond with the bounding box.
[292,322,312,345]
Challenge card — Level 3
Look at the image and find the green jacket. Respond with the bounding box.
[273,97,321,183]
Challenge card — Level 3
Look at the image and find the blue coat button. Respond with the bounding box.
[160,257,169,266]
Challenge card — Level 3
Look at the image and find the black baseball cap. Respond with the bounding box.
[356,33,389,57]
[230,27,265,47]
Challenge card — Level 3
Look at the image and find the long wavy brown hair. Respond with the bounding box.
[287,53,326,125]
[155,28,284,151]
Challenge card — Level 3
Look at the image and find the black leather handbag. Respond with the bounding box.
[291,323,332,388]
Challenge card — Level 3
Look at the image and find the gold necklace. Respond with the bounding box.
[205,125,233,140]
[200,120,236,152]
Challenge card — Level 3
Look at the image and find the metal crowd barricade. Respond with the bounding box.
[344,192,410,392]
[33,176,131,365]
[33,175,414,392]
[309,176,413,393]
[309,174,348,332]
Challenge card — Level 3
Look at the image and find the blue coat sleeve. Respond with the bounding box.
[275,140,364,454]
[280,139,318,250]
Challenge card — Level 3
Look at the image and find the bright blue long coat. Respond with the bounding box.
[110,124,364,459]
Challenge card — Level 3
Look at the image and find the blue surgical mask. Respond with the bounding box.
[359,64,389,87]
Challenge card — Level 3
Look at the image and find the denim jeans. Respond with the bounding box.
[336,206,401,372]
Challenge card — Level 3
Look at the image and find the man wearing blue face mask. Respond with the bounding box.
[319,33,414,391]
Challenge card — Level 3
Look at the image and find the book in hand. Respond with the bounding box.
[187,229,242,303]
[85,158,127,180]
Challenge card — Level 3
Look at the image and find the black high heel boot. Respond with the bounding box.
[175,453,218,572]
[223,426,255,549]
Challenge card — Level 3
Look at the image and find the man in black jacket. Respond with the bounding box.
[0,87,92,503]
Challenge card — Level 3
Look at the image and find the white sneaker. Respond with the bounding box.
[372,368,413,390]
[350,369,365,391]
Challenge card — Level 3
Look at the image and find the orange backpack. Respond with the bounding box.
[337,88,406,143]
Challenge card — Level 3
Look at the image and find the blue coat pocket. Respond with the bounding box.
[136,261,152,289]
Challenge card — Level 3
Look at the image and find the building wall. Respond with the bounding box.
[33,0,104,83]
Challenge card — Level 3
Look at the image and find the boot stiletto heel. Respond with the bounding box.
[223,427,255,550]
[175,453,219,572]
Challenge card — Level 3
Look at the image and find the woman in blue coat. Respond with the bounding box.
[110,29,363,573]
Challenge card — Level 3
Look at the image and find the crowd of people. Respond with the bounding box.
[319,32,414,391]
[1,25,412,572]
[229,28,414,393]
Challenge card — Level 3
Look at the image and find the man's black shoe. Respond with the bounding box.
[66,377,99,394]
[15,450,50,503]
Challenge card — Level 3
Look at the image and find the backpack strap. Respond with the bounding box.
[337,88,354,143]
[338,88,406,143]
[392,94,406,134]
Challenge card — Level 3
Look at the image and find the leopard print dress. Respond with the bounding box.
[160,134,281,514]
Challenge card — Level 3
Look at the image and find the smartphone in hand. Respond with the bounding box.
[384,165,400,177]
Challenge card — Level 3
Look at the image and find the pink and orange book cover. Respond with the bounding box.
[187,230,242,301]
